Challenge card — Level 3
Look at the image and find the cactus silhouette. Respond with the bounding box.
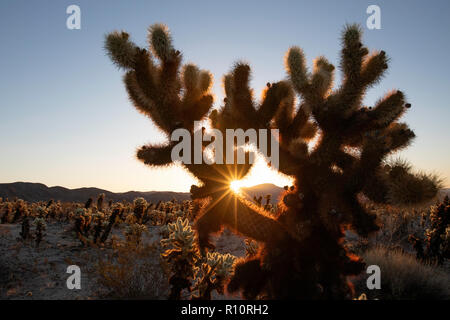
[105,23,440,299]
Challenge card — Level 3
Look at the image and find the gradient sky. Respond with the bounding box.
[0,0,449,192]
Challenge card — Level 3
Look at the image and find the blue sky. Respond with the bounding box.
[0,0,449,192]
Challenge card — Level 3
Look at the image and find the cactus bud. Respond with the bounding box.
[342,24,362,48]
[104,31,137,69]
[148,23,173,61]
[199,71,212,93]
[285,46,308,90]
[182,64,200,91]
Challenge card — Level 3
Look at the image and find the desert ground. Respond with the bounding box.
[0,195,449,300]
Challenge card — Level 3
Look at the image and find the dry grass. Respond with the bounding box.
[371,204,427,248]
[94,238,170,299]
[346,203,429,253]
[352,246,450,300]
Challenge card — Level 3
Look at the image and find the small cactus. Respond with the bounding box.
[33,217,46,248]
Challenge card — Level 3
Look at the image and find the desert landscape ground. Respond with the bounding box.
[0,186,449,300]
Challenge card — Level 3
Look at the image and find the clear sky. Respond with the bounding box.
[0,0,449,192]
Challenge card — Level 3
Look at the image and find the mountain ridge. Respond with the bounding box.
[3,182,446,204]
[0,181,284,204]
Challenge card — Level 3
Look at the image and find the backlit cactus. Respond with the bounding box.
[161,217,200,299]
[106,23,440,299]
[161,217,237,299]
[193,252,236,299]
[226,24,440,299]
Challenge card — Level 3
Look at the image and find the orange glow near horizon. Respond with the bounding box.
[231,155,293,189]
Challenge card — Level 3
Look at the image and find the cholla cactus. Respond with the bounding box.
[92,211,106,244]
[20,214,31,241]
[226,24,440,299]
[36,206,46,218]
[161,218,200,299]
[73,207,90,245]
[410,196,449,264]
[133,197,147,222]
[1,202,12,223]
[161,218,236,299]
[193,252,236,299]
[161,218,197,254]
[124,222,147,245]
[97,193,105,212]
[105,23,289,250]
[244,239,259,258]
[33,217,46,247]
[12,199,27,223]
[107,23,440,299]
[423,196,449,263]
[206,252,235,280]
[99,205,122,243]
[47,201,63,220]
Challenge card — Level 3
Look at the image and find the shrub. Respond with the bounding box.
[352,246,450,300]
[95,240,169,299]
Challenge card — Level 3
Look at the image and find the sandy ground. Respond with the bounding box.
[0,222,246,300]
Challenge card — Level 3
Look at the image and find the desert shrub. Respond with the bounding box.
[94,238,169,299]
[352,246,450,300]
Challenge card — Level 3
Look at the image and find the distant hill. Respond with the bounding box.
[1,182,447,205]
[0,182,284,204]
[0,182,190,203]
[241,183,284,203]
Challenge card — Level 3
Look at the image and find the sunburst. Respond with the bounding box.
[229,180,243,194]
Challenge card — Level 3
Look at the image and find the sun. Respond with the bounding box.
[229,180,243,194]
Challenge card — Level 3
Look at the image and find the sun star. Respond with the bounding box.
[229,180,242,194]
